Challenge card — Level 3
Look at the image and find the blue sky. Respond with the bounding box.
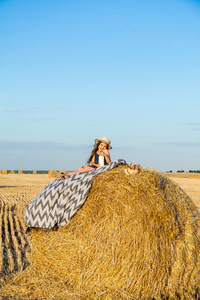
[0,0,200,172]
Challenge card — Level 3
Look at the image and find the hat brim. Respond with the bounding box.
[95,139,112,149]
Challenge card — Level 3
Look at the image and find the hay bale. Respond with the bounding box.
[59,169,67,174]
[18,170,23,174]
[10,170,15,174]
[48,170,61,178]
[33,170,37,174]
[2,169,8,175]
[1,165,200,299]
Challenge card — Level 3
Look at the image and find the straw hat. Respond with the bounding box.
[95,136,112,149]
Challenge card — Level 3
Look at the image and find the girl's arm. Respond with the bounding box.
[101,150,111,164]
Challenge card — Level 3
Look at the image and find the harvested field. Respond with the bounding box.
[0,174,52,280]
[164,172,200,209]
[0,170,200,299]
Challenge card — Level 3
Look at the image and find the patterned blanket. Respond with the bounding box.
[24,159,126,229]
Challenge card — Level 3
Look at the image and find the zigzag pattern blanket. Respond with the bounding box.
[24,159,126,228]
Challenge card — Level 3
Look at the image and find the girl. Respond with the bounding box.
[87,136,111,167]
[61,137,112,180]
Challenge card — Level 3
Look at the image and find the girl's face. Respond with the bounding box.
[98,142,108,151]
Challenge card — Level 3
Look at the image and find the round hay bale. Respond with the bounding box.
[33,170,37,174]
[10,170,15,174]
[1,165,200,299]
[18,170,23,174]
[59,169,67,174]
[48,170,61,178]
[2,169,8,175]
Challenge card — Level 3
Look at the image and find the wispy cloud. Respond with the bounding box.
[0,108,23,112]
[0,100,11,103]
[0,103,64,113]
[187,123,200,131]
[0,141,87,151]
[187,122,200,126]
[27,103,64,109]
[155,142,200,147]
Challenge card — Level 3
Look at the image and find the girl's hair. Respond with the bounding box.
[87,141,108,164]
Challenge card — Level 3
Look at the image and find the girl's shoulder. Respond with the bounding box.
[93,151,99,158]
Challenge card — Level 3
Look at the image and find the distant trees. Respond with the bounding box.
[166,170,200,173]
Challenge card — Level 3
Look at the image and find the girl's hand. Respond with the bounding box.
[99,151,105,156]
[100,150,109,157]
[94,163,101,167]
[100,149,111,164]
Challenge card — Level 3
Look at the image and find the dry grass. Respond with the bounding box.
[0,166,200,299]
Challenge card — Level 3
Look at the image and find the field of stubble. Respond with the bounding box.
[0,174,53,279]
[0,172,200,281]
